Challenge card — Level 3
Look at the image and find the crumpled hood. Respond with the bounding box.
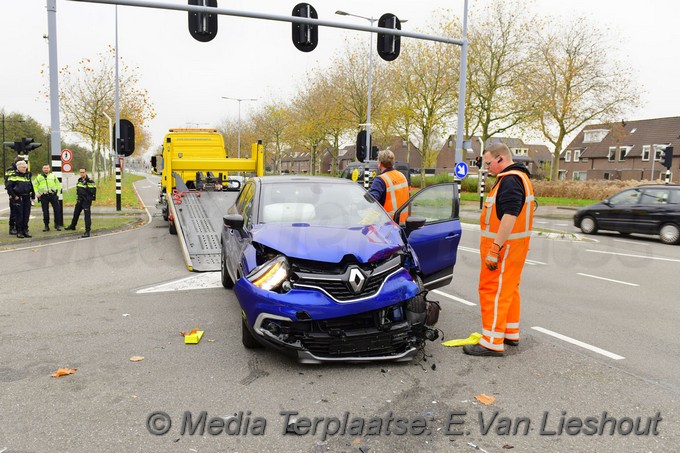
[250,222,404,263]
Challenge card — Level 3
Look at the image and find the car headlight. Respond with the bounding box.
[247,256,289,291]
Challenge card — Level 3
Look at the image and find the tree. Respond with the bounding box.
[252,100,293,174]
[388,25,460,184]
[55,47,156,180]
[526,17,639,181]
[465,0,536,144]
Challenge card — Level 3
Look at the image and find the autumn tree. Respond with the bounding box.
[526,17,639,181]
[56,47,156,179]
[252,100,293,174]
[465,0,536,144]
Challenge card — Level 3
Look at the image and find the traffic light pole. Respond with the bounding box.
[115,4,122,211]
[47,0,64,227]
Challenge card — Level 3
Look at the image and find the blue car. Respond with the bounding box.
[220,176,461,363]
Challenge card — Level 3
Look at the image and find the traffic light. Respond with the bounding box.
[356,130,367,162]
[113,119,135,157]
[661,146,673,169]
[474,156,482,168]
[3,141,21,152]
[377,13,401,61]
[370,146,379,161]
[188,0,218,43]
[292,3,318,52]
[21,138,42,153]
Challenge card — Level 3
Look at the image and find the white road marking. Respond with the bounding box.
[136,272,223,294]
[531,326,625,360]
[432,290,476,306]
[555,223,568,227]
[586,249,680,263]
[458,245,479,254]
[577,273,639,287]
[534,221,549,224]
[612,239,642,245]
[525,259,547,265]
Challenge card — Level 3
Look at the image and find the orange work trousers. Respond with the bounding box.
[478,237,530,352]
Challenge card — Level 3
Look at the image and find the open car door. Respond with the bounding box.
[395,183,462,289]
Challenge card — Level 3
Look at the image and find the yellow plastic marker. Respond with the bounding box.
[184,330,205,344]
[441,332,482,347]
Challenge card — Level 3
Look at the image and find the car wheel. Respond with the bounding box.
[659,223,680,245]
[579,216,598,234]
[169,220,177,235]
[242,318,262,349]
[221,252,234,288]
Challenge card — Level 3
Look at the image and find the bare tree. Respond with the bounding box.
[527,17,639,180]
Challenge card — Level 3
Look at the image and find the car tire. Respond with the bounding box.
[659,223,680,245]
[221,252,234,288]
[242,318,262,349]
[169,220,177,235]
[579,216,598,234]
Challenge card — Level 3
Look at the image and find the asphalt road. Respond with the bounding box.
[0,174,678,452]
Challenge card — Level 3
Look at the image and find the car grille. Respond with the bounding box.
[295,274,384,301]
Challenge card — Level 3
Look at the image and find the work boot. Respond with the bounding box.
[462,344,504,357]
[9,228,17,235]
[55,225,62,231]
[43,225,50,232]
[16,232,25,238]
[23,231,32,238]
[81,231,90,238]
[504,339,519,347]
[64,225,75,231]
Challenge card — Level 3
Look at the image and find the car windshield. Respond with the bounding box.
[259,181,392,227]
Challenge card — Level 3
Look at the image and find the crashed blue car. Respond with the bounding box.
[220,176,461,363]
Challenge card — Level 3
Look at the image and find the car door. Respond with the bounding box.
[634,187,671,234]
[225,182,256,281]
[394,183,462,289]
[598,188,641,231]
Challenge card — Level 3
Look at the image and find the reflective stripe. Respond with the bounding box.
[504,333,519,340]
[482,329,505,339]
[479,338,504,351]
[506,322,520,329]
[481,230,532,239]
[486,256,498,263]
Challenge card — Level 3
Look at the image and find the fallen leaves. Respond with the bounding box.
[474,394,496,405]
[180,328,199,337]
[51,368,77,378]
[129,356,144,362]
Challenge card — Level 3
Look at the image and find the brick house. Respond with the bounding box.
[560,117,679,183]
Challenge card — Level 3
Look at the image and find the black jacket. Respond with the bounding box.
[492,163,531,219]
[6,170,35,198]
[76,176,97,202]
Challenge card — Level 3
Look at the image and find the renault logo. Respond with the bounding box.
[348,267,367,294]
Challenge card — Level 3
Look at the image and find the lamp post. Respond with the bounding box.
[2,114,26,173]
[221,96,257,159]
[335,10,377,156]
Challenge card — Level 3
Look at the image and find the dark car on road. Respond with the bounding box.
[220,176,461,363]
[574,184,680,244]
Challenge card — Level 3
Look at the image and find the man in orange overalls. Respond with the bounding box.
[369,150,409,223]
[463,143,534,357]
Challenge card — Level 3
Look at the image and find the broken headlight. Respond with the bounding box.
[247,256,289,291]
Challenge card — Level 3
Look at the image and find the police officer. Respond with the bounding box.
[6,160,35,238]
[4,156,21,235]
[368,150,409,223]
[33,164,63,231]
[64,168,96,238]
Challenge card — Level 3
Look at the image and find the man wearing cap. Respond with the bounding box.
[6,160,35,238]
[4,157,21,235]
[64,168,96,238]
[33,164,63,232]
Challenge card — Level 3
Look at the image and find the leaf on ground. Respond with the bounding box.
[129,356,144,362]
[180,328,199,337]
[474,394,496,405]
[351,438,362,446]
[51,368,77,377]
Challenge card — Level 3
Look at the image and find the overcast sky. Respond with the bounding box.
[1,0,679,154]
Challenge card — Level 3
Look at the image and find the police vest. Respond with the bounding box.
[34,173,62,195]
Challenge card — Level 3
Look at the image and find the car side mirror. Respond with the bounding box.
[223,214,244,231]
[404,215,426,236]
[603,199,611,206]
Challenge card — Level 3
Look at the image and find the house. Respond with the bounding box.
[561,117,679,183]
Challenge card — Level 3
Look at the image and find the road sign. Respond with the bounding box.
[61,149,72,163]
[62,162,73,173]
[454,162,469,179]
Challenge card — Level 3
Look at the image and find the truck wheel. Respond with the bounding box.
[162,207,169,222]
[242,318,262,349]
[169,221,177,235]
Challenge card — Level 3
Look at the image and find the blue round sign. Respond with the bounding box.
[454,162,469,179]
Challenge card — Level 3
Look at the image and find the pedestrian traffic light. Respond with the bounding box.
[356,130,367,162]
[21,138,42,153]
[292,3,318,52]
[661,146,674,169]
[188,0,218,43]
[113,119,135,157]
[377,13,401,61]
[474,156,482,168]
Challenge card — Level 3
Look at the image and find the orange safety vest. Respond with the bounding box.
[478,169,534,352]
[379,169,409,222]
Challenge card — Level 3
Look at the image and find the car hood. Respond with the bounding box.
[250,222,404,263]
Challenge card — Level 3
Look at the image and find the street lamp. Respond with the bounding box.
[101,112,113,166]
[335,10,377,156]
[221,96,257,159]
[2,114,26,172]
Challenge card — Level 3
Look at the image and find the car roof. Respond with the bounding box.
[636,184,680,189]
[254,175,357,185]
